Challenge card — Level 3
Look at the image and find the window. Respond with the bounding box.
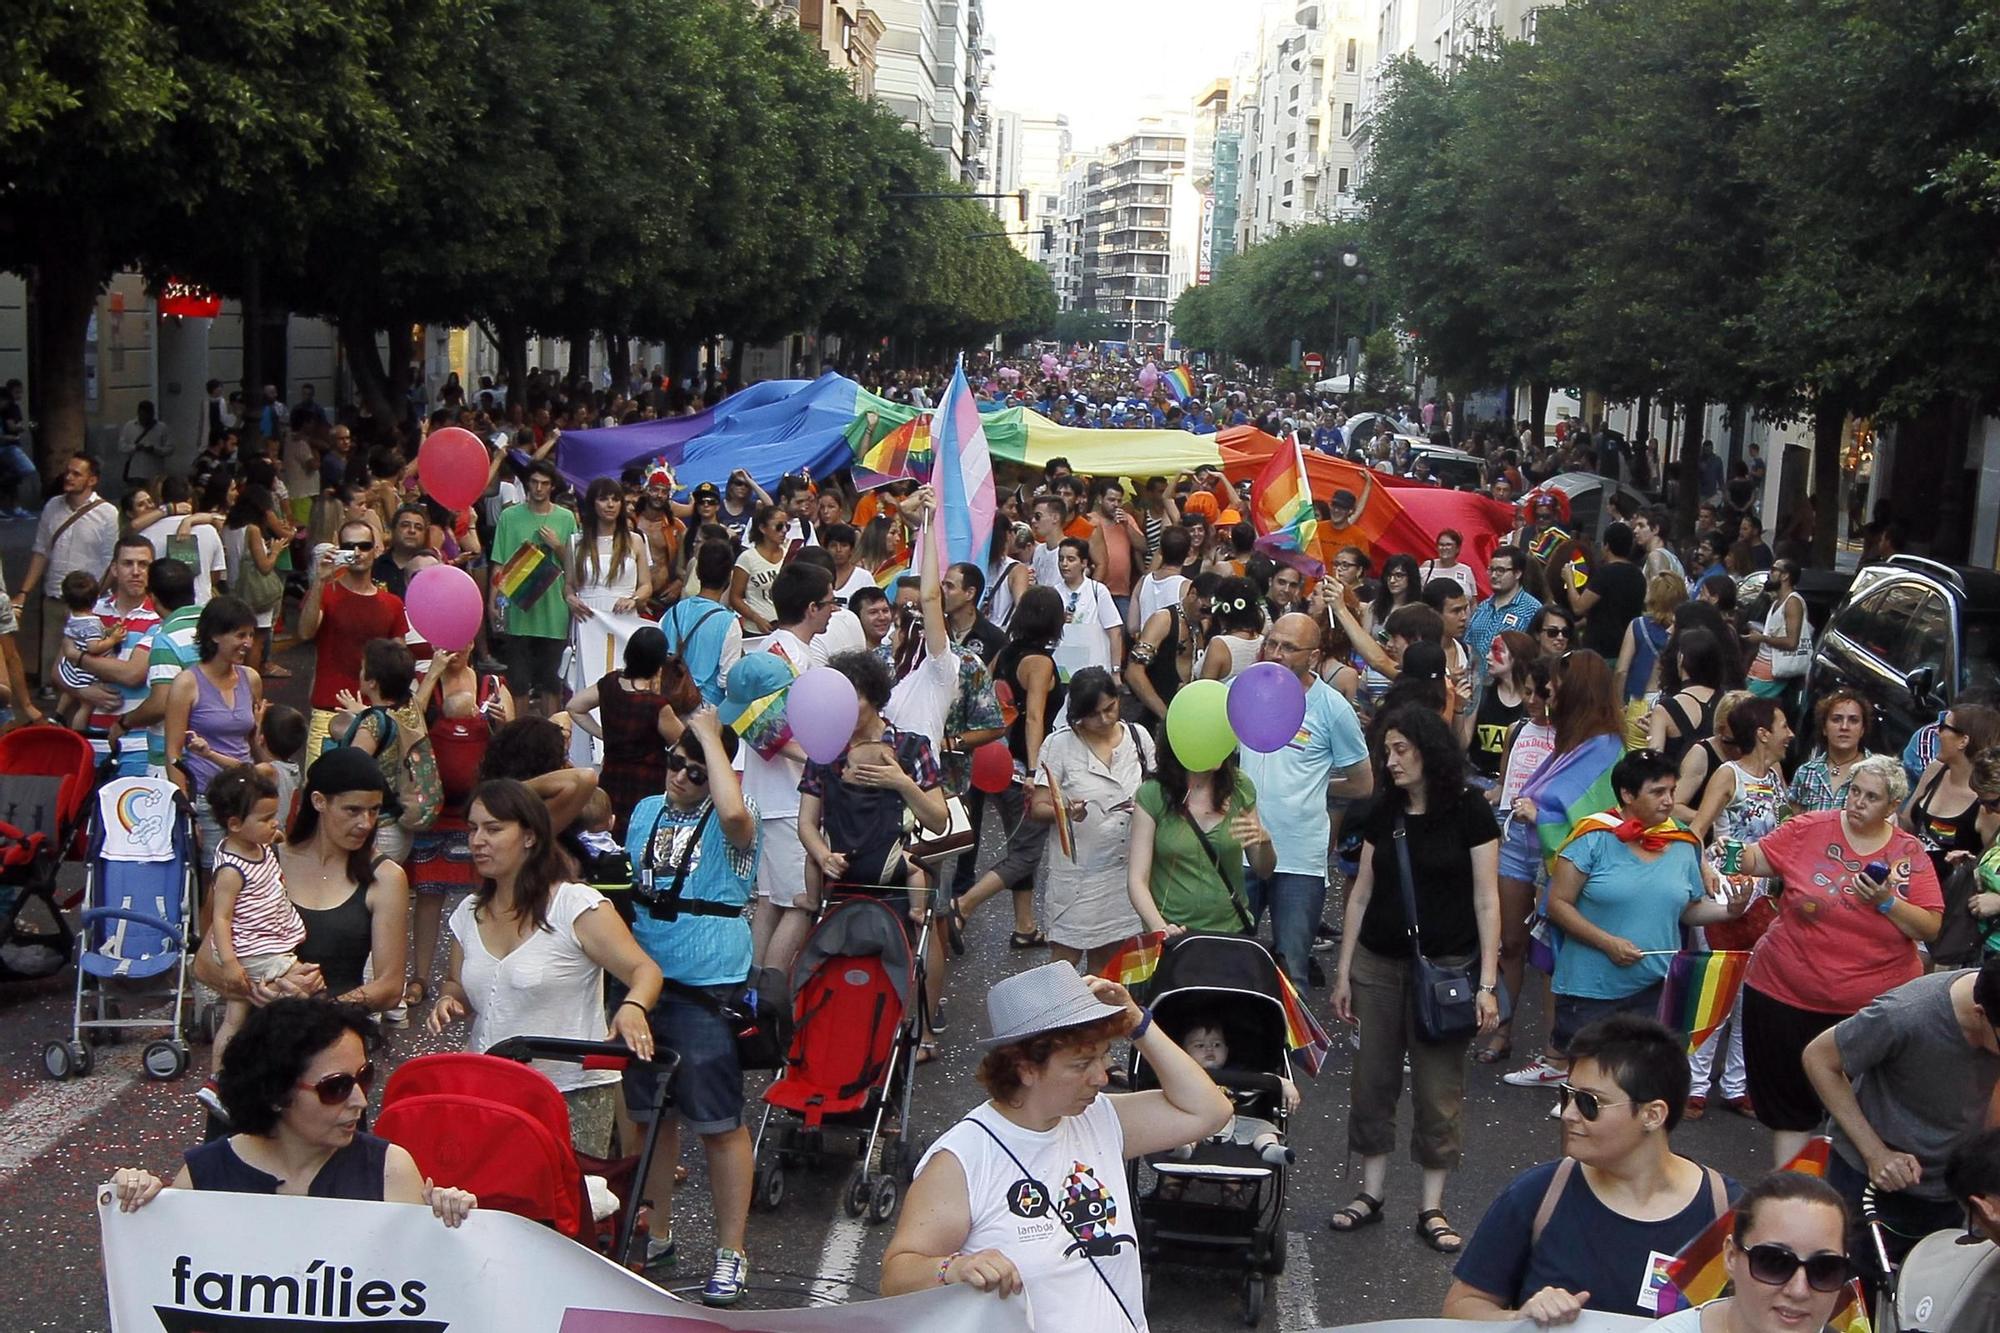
[1283,179,1294,197]
[1903,593,1951,679]
[1346,37,1358,71]
[1341,102,1353,136]
[1840,583,1924,670]
[1287,132,1297,150]
[1338,167,1349,192]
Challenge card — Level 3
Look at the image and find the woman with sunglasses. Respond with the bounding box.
[1652,1173,1854,1333]
[621,708,760,1285]
[110,999,475,1222]
[1447,1015,1737,1323]
[727,504,791,638]
[1526,604,1575,660]
[1901,704,2000,888]
[431,778,663,1155]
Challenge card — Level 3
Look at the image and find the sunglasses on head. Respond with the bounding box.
[1737,1241,1858,1293]
[299,1062,375,1106]
[1556,1082,1631,1121]
[666,752,708,786]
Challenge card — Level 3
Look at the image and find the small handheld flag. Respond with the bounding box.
[495,540,560,612]
[1657,950,1752,1053]
[1250,437,1325,575]
[1275,970,1333,1077]
[1162,365,1197,404]
[1104,931,1166,988]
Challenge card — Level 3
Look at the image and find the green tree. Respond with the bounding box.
[1051,307,1124,346]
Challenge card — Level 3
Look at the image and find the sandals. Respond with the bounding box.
[263,664,294,679]
[1416,1209,1464,1254]
[937,900,966,957]
[1328,1192,1384,1233]
[1473,1036,1513,1065]
[1009,929,1048,950]
[913,1041,940,1067]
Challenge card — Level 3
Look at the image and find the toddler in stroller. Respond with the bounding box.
[1174,1017,1297,1167]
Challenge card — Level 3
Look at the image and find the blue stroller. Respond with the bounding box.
[42,777,199,1081]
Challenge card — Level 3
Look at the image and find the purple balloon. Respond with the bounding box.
[787,666,860,764]
[1228,661,1308,753]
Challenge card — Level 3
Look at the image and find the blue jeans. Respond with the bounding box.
[1243,870,1325,988]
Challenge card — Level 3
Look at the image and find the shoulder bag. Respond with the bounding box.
[1183,806,1256,934]
[1770,593,1814,679]
[1391,809,1481,1043]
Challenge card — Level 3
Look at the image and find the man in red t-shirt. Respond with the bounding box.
[298,518,407,755]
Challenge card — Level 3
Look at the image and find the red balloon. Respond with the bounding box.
[969,741,1015,794]
[418,427,491,511]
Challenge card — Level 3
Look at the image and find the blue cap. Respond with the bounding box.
[720,652,795,729]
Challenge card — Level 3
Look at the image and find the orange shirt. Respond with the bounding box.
[1063,515,1093,542]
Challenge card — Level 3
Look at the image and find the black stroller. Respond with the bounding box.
[1129,933,1293,1326]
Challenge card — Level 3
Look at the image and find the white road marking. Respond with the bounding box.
[1276,1227,1319,1331]
[0,1050,141,1181]
[814,1202,869,1303]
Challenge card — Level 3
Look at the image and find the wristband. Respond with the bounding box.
[618,998,650,1014]
[939,1251,962,1285]
[1130,1007,1153,1042]
[1876,896,1897,916]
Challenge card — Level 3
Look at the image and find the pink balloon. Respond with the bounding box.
[405,565,484,652]
[1137,365,1159,390]
[787,666,860,764]
[1040,353,1059,374]
[419,427,490,511]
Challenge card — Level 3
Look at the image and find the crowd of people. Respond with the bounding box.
[50,355,2000,1329]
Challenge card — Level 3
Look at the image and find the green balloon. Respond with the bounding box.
[1165,678,1238,773]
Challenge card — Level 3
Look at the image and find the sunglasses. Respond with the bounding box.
[1557,1082,1631,1121]
[1542,625,1571,639]
[666,752,709,786]
[1940,721,1966,738]
[1737,1241,1858,1293]
[338,540,374,552]
[299,1062,375,1106]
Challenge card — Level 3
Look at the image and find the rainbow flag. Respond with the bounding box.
[1162,365,1197,404]
[1104,931,1166,988]
[927,357,997,570]
[729,655,802,762]
[1250,436,1325,575]
[1656,1138,1871,1333]
[495,539,560,612]
[1524,734,1626,867]
[1276,969,1333,1077]
[855,414,933,489]
[1658,950,1752,1052]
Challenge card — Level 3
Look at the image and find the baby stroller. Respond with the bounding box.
[375,1036,679,1269]
[43,776,199,1080]
[751,894,925,1224]
[0,726,98,985]
[1130,933,1293,1327]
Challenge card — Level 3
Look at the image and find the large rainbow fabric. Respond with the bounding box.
[927,357,997,569]
[1276,970,1333,1077]
[855,414,933,488]
[1524,734,1627,866]
[1250,437,1325,574]
[1658,950,1752,1052]
[1656,1139,1871,1332]
[495,540,559,611]
[1162,365,1197,404]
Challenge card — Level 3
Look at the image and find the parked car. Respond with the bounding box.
[1407,444,1486,491]
[1522,471,1653,543]
[1803,555,2000,756]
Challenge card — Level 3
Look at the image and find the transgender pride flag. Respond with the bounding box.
[929,355,996,568]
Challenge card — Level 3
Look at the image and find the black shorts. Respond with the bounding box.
[501,634,566,696]
[1741,984,1846,1132]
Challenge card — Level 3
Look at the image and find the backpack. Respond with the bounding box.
[326,706,443,832]
[661,602,729,712]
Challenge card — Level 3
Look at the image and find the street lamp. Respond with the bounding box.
[1333,245,1359,381]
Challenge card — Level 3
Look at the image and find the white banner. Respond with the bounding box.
[96,1186,1657,1333]
[97,1187,1026,1333]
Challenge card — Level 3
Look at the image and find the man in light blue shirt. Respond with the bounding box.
[660,541,744,706]
[1236,612,1374,988]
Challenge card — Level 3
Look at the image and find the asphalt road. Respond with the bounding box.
[0,512,1780,1331]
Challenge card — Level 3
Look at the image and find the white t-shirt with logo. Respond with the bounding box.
[920,1097,1146,1331]
[138,515,229,605]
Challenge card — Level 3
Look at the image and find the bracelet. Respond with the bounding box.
[618,998,650,1014]
[1875,896,1897,916]
[938,1251,962,1285]
[1130,1007,1154,1042]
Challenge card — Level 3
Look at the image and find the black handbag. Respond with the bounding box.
[662,969,792,1071]
[1391,811,1481,1043]
[1930,860,1988,968]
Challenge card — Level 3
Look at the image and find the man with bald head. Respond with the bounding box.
[1237,608,1375,988]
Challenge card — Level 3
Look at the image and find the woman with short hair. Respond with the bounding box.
[429,777,663,1154]
[880,963,1230,1323]
[1789,690,1872,814]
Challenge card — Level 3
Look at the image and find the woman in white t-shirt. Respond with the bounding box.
[429,777,663,1155]
[728,504,790,636]
[1054,537,1123,679]
[881,962,1231,1329]
[1418,529,1480,601]
[1650,1171,1853,1333]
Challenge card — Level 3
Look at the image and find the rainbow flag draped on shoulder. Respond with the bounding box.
[1520,734,1627,868]
[1250,437,1325,575]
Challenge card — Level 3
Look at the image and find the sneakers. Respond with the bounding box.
[382,1004,409,1028]
[1502,1056,1567,1087]
[643,1227,676,1269]
[196,1078,230,1124]
[703,1248,748,1306]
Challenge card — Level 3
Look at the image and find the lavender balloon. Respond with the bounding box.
[1228,661,1308,753]
[787,666,860,764]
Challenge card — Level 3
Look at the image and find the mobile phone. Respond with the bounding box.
[1863,861,1890,884]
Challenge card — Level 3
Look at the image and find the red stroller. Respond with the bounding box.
[751,895,923,1224]
[0,726,98,982]
[375,1036,677,1267]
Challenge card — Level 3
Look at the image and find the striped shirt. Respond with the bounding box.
[146,604,202,770]
[217,843,305,958]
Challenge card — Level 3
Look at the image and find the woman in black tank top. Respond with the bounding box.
[1650,621,1730,766]
[280,749,411,1014]
[1902,703,2000,880]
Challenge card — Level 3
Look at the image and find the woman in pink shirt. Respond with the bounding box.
[1731,754,1942,1165]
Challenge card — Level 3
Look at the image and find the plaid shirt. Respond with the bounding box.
[1790,751,1872,814]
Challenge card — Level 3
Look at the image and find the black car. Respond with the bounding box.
[1803,556,2000,755]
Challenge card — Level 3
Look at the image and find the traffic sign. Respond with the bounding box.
[1303,352,1325,374]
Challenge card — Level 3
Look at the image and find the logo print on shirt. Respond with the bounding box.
[1006,1178,1050,1219]
[1057,1160,1135,1258]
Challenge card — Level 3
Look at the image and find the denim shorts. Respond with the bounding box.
[1552,982,1663,1053]
[1498,815,1544,882]
[633,986,744,1135]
